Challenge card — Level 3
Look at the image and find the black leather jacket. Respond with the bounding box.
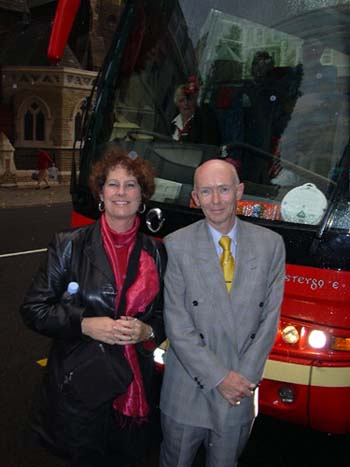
[20,219,167,455]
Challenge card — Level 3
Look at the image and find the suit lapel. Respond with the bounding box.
[233,220,258,292]
[192,220,259,350]
[193,222,237,337]
[194,224,223,291]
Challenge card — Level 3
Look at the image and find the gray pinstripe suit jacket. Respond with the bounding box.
[159,218,285,434]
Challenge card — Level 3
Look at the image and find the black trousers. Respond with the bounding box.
[31,369,161,467]
[66,404,154,467]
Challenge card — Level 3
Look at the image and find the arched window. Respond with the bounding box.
[23,102,46,141]
[36,111,45,140]
[74,99,87,142]
[24,111,33,140]
[74,111,83,141]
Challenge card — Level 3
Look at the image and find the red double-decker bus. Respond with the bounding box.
[49,0,350,434]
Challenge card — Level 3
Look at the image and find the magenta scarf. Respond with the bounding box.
[100,214,159,422]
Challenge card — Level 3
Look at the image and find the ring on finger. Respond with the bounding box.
[235,400,241,406]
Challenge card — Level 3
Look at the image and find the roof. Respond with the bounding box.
[0,20,81,67]
[0,0,57,14]
[0,0,29,13]
[27,0,56,8]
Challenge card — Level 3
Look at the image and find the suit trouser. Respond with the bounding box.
[160,412,253,467]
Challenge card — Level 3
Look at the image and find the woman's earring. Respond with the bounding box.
[138,202,146,214]
[98,200,105,212]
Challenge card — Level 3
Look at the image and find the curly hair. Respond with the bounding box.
[89,144,156,203]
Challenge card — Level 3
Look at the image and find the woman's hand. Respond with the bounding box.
[116,316,153,345]
[81,316,153,345]
[81,316,120,345]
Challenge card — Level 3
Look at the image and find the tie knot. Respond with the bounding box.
[219,236,232,251]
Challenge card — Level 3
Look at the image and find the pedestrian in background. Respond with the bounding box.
[35,148,53,189]
[160,159,286,467]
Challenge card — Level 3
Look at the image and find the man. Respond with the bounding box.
[159,159,286,467]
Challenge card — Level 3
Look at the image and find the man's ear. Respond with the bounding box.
[236,183,244,201]
[191,191,200,207]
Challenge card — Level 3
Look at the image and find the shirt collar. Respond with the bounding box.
[208,220,238,257]
[172,113,183,129]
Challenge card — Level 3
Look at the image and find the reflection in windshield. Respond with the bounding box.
[275,38,348,185]
[94,1,349,228]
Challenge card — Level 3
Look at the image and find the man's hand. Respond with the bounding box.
[217,371,256,407]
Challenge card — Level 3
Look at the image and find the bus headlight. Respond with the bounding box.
[308,329,327,349]
[281,325,300,344]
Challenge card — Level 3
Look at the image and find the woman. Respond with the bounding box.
[171,77,221,146]
[20,144,167,467]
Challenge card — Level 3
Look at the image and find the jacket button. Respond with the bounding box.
[199,333,204,339]
[192,301,198,306]
[259,302,264,307]
[250,333,256,339]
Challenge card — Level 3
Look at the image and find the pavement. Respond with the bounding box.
[0,182,71,208]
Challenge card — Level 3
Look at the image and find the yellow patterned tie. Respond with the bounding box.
[219,236,235,292]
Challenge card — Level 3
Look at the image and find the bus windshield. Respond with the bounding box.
[62,0,350,434]
[77,0,350,231]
